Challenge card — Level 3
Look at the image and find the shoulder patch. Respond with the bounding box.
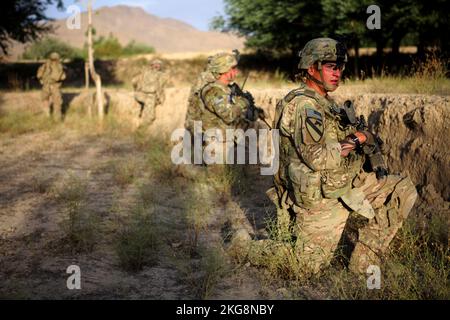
[306,108,322,121]
[305,108,324,142]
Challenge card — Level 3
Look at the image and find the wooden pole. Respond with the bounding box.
[87,0,103,121]
[84,61,92,117]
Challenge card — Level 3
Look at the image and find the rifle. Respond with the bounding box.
[335,100,389,179]
[230,73,272,129]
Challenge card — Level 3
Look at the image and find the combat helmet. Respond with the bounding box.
[150,59,163,70]
[298,38,347,91]
[207,50,239,76]
[151,59,163,66]
[49,52,60,61]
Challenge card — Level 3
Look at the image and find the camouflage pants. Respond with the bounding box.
[41,84,62,118]
[347,172,417,273]
[135,92,157,124]
[272,172,417,274]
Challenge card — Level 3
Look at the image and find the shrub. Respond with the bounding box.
[122,40,155,56]
[22,37,82,60]
[82,35,156,59]
[115,205,160,272]
[91,34,123,59]
[55,172,99,253]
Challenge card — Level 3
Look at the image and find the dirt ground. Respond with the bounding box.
[0,85,448,299]
[0,88,283,299]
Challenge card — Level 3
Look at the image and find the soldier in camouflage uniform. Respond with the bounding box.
[36,52,66,119]
[267,38,418,274]
[232,38,418,275]
[132,59,168,125]
[184,51,255,164]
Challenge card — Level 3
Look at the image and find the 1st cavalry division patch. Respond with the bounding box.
[305,108,324,142]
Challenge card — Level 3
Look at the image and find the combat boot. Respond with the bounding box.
[348,242,381,274]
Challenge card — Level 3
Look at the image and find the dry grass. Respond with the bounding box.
[0,110,57,137]
[110,159,139,188]
[59,201,100,254]
[344,53,450,95]
[115,204,161,272]
[183,246,230,299]
[30,172,54,194]
[52,171,89,204]
[54,172,100,253]
[184,184,214,253]
[344,77,450,96]
[240,215,318,284]
[242,205,449,299]
[324,214,449,299]
[143,135,179,181]
[235,69,293,89]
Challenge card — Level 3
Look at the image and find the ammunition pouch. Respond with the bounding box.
[321,170,352,199]
[288,161,322,208]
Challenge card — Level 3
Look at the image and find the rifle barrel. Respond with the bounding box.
[241,73,250,90]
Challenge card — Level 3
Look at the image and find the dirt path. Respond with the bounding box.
[0,106,275,299]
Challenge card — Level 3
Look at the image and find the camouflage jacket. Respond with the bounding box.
[185,71,248,133]
[37,61,66,87]
[274,82,364,208]
[132,70,167,98]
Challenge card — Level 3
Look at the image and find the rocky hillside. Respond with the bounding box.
[8,5,244,59]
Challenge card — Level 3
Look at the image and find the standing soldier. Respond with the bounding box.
[37,52,66,119]
[261,38,418,274]
[132,59,167,125]
[185,50,261,164]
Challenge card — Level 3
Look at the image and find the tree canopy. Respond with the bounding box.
[0,0,64,54]
[212,0,449,56]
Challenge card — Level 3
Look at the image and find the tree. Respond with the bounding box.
[361,0,419,60]
[86,0,104,121]
[0,0,63,54]
[321,0,370,76]
[413,0,449,57]
[213,0,449,59]
[212,0,323,55]
[91,34,122,59]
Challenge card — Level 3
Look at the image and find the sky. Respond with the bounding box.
[45,0,226,31]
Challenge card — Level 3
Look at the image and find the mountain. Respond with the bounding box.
[8,5,244,59]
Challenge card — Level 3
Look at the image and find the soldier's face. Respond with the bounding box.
[219,66,239,84]
[308,62,344,92]
[321,62,343,89]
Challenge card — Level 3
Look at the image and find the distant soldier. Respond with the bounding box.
[37,52,66,119]
[132,59,168,125]
[185,50,262,164]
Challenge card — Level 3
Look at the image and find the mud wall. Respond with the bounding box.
[1,89,449,213]
[253,90,450,206]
